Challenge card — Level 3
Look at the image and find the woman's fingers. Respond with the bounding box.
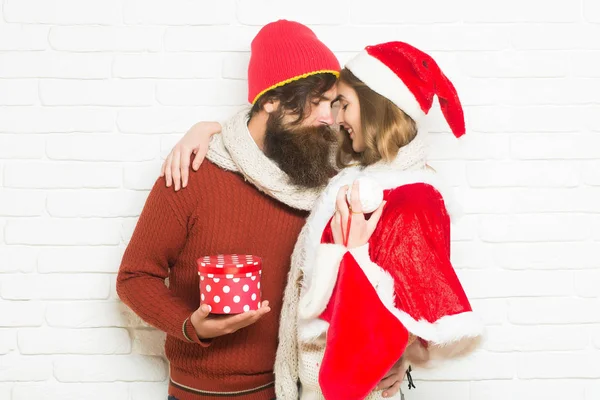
[160,158,166,177]
[367,200,387,236]
[349,180,362,213]
[164,153,173,187]
[375,374,398,391]
[335,185,350,220]
[172,148,182,191]
[192,147,204,171]
[330,211,344,245]
[382,380,401,398]
[335,186,351,244]
[180,147,193,188]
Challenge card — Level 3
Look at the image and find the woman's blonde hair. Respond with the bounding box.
[336,68,418,168]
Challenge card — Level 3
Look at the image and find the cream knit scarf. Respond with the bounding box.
[206,107,323,211]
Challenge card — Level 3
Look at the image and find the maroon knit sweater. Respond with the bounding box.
[117,161,308,400]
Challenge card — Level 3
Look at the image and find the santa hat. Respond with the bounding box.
[247,20,340,104]
[346,41,465,138]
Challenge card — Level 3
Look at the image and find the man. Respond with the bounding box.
[117,20,340,400]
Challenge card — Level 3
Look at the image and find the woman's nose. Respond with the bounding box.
[335,109,344,125]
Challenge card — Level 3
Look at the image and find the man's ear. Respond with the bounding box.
[263,99,279,114]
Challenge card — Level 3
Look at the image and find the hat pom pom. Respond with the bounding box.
[346,177,384,213]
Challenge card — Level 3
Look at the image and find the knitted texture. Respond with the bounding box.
[297,338,399,400]
[207,107,323,211]
[117,110,323,399]
[247,20,340,104]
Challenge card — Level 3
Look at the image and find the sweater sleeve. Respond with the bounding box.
[116,178,205,344]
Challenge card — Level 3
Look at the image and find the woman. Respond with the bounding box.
[164,42,483,399]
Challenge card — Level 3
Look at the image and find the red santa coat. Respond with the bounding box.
[297,168,483,400]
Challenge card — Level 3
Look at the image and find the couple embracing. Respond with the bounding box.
[117,19,483,400]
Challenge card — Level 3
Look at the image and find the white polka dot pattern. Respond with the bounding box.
[197,254,262,314]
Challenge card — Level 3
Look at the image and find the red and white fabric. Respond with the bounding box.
[197,255,262,314]
[297,160,483,399]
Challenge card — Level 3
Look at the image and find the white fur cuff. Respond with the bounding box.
[298,243,347,320]
[348,243,370,264]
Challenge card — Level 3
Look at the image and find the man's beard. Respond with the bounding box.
[263,113,337,189]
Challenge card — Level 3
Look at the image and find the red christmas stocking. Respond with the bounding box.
[318,252,409,400]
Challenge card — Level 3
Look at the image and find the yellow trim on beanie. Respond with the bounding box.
[251,69,340,105]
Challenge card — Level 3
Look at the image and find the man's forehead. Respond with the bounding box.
[319,85,338,102]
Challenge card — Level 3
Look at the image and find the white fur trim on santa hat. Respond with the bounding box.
[346,49,427,123]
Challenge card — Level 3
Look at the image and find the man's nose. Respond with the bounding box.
[319,106,335,126]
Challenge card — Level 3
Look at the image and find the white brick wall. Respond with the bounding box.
[0,1,598,399]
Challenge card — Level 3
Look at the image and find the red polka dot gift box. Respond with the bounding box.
[197,255,262,314]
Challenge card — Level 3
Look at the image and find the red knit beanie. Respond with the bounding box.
[247,20,340,104]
